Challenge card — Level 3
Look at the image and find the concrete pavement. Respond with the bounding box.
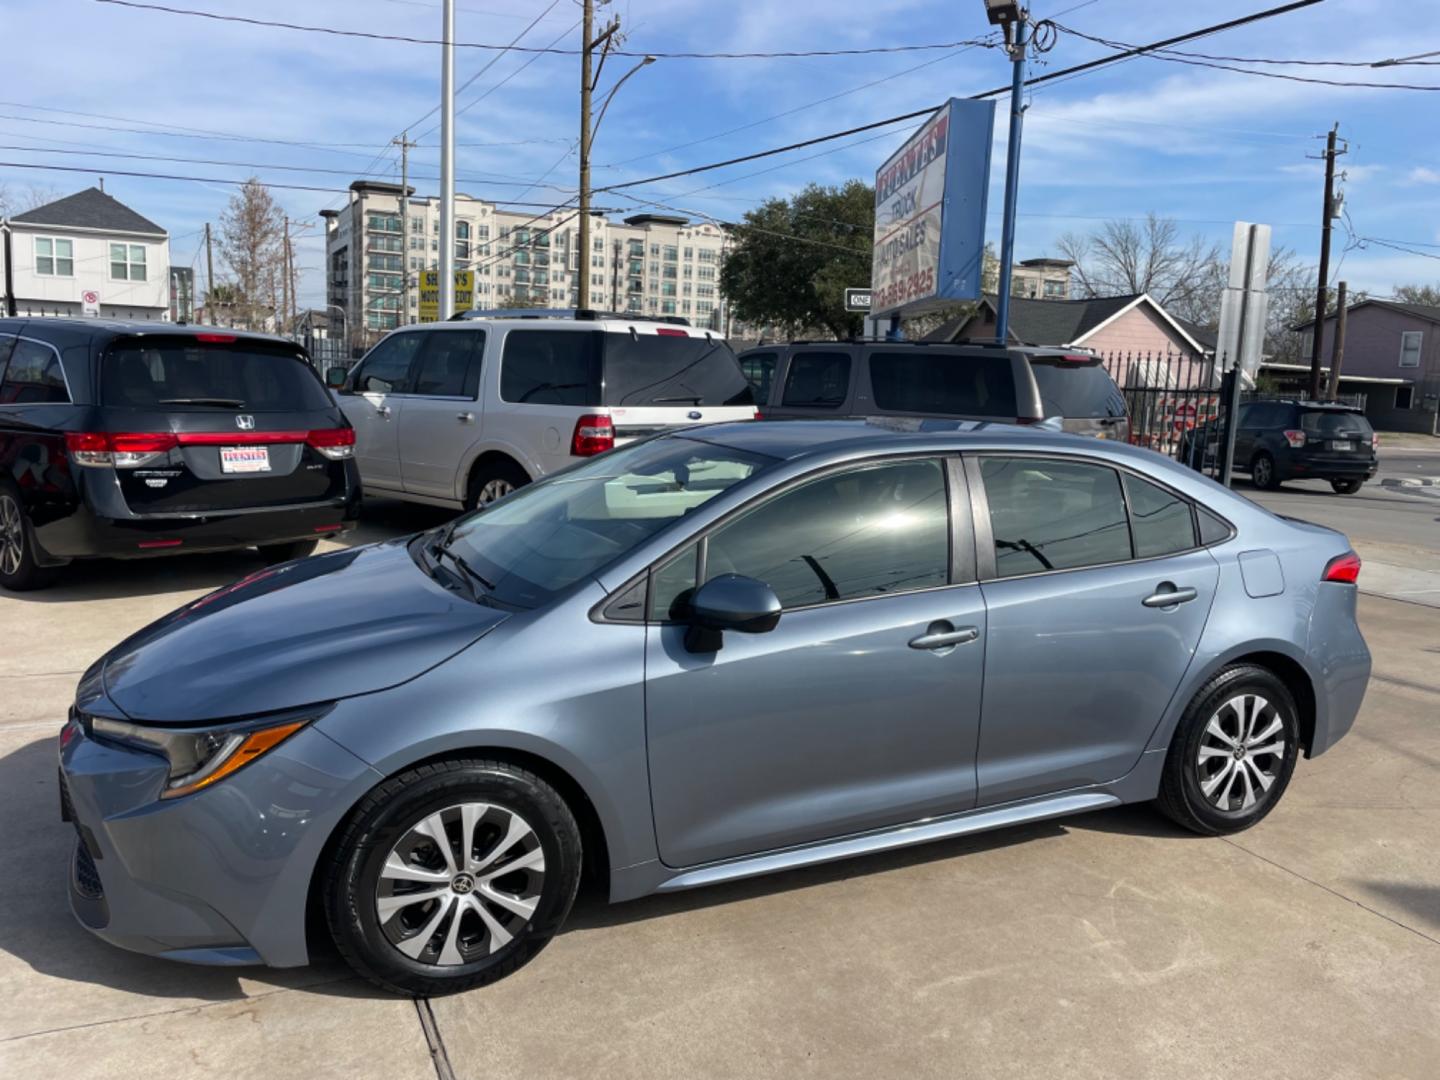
[2,514,1438,1078]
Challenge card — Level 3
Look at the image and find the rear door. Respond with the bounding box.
[98,334,350,514]
[337,331,424,490]
[968,454,1218,804]
[396,327,486,499]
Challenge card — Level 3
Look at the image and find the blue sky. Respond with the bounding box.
[2,0,1437,309]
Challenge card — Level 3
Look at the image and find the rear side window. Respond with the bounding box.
[1123,473,1196,557]
[1197,507,1232,545]
[602,333,753,407]
[0,339,69,404]
[869,351,1017,417]
[739,351,777,403]
[102,337,330,411]
[411,331,484,398]
[501,330,601,405]
[1300,410,1372,437]
[353,332,423,394]
[981,457,1130,578]
[782,351,851,408]
[0,335,15,383]
[1028,358,1126,419]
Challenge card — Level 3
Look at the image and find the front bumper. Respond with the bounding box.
[58,714,379,967]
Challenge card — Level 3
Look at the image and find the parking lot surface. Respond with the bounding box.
[3,496,1439,1079]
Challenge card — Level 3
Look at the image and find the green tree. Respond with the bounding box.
[720,181,873,339]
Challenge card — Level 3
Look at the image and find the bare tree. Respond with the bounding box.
[0,182,64,217]
[1057,214,1222,316]
[218,178,285,331]
[1393,282,1440,307]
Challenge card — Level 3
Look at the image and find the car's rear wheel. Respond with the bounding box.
[259,539,319,565]
[1156,664,1300,835]
[324,758,582,996]
[1330,478,1363,495]
[0,487,55,592]
[1250,452,1279,490]
[465,458,529,511]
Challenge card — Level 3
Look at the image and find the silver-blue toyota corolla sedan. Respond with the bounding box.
[58,421,1371,994]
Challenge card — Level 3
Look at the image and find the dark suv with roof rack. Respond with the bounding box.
[736,341,1129,440]
[0,318,360,591]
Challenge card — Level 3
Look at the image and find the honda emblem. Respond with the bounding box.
[235,414,255,430]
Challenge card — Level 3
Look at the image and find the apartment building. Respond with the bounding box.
[1010,257,1074,301]
[323,181,730,351]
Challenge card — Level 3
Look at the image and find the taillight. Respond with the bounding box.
[1322,551,1362,584]
[1282,429,1306,449]
[306,427,356,460]
[752,409,762,420]
[1370,432,1379,450]
[65,431,178,468]
[571,413,614,456]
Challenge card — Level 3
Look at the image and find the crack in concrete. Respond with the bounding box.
[414,997,457,1080]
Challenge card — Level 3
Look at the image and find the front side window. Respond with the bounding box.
[701,458,950,609]
[870,351,1017,417]
[981,457,1130,578]
[0,339,69,404]
[445,438,773,609]
[781,351,851,409]
[34,237,74,276]
[351,332,424,394]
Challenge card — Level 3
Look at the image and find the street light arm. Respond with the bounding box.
[587,56,655,157]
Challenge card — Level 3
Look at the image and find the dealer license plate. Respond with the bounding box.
[220,446,271,473]
[1330,440,1353,452]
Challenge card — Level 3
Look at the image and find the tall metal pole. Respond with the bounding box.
[994,10,1028,345]
[395,130,413,325]
[1308,123,1340,399]
[439,0,456,320]
[203,221,214,324]
[577,0,595,307]
[1326,280,1348,400]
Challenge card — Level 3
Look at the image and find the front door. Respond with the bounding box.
[969,455,1219,805]
[397,328,487,500]
[338,332,424,491]
[644,457,986,868]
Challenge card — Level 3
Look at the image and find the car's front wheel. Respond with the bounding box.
[1156,664,1300,835]
[324,758,582,996]
[1330,478,1363,495]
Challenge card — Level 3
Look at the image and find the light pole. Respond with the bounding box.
[325,303,348,358]
[438,0,456,320]
[986,0,1027,345]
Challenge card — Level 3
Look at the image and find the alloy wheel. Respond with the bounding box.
[476,478,514,506]
[1252,456,1273,488]
[375,802,546,967]
[1195,694,1288,813]
[0,495,23,577]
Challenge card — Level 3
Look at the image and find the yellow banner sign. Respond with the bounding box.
[418,270,475,322]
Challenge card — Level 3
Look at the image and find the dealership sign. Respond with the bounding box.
[418,270,475,322]
[871,98,995,317]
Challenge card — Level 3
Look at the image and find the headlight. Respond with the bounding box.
[89,708,326,799]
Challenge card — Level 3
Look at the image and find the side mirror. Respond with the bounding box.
[684,574,781,653]
[325,366,349,389]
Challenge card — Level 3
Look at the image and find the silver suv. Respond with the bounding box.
[332,310,758,508]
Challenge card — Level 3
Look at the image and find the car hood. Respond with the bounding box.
[101,539,509,722]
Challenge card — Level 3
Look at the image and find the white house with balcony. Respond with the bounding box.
[1,187,170,320]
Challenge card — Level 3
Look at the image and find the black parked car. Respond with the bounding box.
[737,341,1130,440]
[1181,399,1378,494]
[0,319,360,591]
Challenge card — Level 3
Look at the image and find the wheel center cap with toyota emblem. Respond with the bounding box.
[450,872,476,895]
[235,414,255,430]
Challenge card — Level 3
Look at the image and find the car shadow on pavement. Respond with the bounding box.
[0,550,267,605]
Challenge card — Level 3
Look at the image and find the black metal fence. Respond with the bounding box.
[1095,350,1233,481]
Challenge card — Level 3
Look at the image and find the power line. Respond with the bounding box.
[93,2,997,60]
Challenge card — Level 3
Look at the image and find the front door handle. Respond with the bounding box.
[457,411,475,423]
[909,624,980,650]
[1142,584,1198,608]
[376,404,392,418]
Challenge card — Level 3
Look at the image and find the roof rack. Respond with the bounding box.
[450,308,693,326]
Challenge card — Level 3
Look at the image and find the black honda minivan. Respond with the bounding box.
[0,319,360,590]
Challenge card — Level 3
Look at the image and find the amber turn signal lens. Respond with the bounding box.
[161,719,308,799]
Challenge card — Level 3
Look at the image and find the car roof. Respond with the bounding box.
[674,418,1083,461]
[0,317,296,346]
[739,341,1087,357]
[1251,398,1364,413]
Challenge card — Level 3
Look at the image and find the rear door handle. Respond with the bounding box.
[376,404,392,418]
[457,411,475,423]
[909,625,980,650]
[1142,585,1198,608]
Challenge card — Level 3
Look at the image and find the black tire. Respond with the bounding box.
[258,538,319,565]
[464,457,529,511]
[0,485,56,592]
[324,758,582,996]
[1330,478,1363,495]
[1250,451,1279,490]
[1156,664,1300,836]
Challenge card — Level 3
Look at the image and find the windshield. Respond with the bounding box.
[1300,409,1372,436]
[103,337,331,411]
[1028,358,1127,419]
[441,437,775,608]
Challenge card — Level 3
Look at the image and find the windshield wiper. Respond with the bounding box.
[158,397,247,407]
[433,542,496,594]
[652,395,703,404]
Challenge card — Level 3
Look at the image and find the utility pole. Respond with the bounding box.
[394,131,417,324]
[203,222,214,324]
[288,226,298,331]
[1308,122,1345,399]
[578,1,622,307]
[439,0,456,319]
[281,216,291,336]
[1326,280,1349,400]
[993,5,1029,346]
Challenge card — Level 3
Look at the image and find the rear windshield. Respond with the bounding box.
[1300,409,1372,436]
[500,329,754,407]
[868,350,1017,418]
[102,337,331,411]
[1028,358,1127,419]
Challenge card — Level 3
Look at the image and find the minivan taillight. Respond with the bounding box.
[306,427,356,460]
[1322,552,1362,584]
[66,431,179,468]
[1283,429,1306,449]
[571,414,615,457]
